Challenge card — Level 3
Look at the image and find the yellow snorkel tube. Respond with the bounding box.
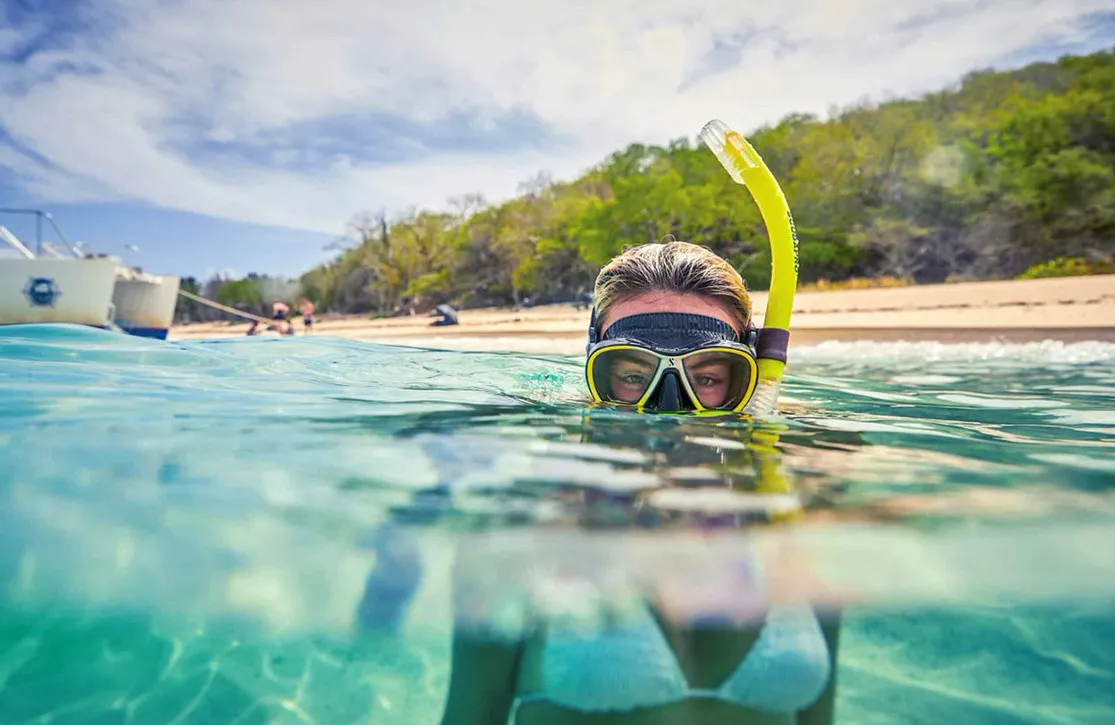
[699,120,799,414]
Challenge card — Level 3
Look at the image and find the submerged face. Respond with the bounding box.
[591,291,753,413]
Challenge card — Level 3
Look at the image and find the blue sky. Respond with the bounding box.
[2,0,1114,281]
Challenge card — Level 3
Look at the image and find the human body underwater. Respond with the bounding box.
[362,120,843,725]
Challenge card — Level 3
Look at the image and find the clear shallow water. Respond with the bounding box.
[1,325,1114,724]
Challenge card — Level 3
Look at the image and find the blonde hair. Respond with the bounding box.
[593,240,752,332]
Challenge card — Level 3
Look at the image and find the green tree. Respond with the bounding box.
[298,47,1115,314]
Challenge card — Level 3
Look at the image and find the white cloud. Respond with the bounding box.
[0,0,1111,234]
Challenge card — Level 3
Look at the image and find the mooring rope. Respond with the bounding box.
[177,289,274,324]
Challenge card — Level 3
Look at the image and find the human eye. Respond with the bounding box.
[620,371,651,385]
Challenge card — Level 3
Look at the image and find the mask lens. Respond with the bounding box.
[590,348,662,404]
[682,350,754,410]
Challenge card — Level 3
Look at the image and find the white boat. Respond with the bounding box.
[112,266,181,340]
[1,209,181,338]
[0,253,119,328]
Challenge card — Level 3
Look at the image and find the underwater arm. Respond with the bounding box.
[438,537,526,725]
[438,631,524,725]
[796,612,842,725]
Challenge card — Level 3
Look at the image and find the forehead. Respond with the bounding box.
[600,291,740,335]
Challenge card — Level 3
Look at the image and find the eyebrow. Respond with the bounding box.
[611,353,656,367]
[687,355,734,370]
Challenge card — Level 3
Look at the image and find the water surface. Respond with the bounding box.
[1,325,1114,724]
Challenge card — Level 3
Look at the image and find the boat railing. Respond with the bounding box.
[0,225,36,259]
[0,208,83,258]
[39,242,70,258]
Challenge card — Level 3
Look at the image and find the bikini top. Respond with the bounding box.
[516,602,830,714]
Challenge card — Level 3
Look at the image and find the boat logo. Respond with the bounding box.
[23,277,62,307]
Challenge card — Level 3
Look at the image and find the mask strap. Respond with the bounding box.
[586,307,599,355]
[756,328,790,364]
[745,320,788,363]
[743,322,759,348]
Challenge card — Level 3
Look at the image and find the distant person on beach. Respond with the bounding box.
[246,320,277,336]
[246,317,294,337]
[300,298,315,333]
[272,299,290,321]
[429,303,459,327]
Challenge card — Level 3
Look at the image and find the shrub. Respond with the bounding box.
[1017,256,1115,279]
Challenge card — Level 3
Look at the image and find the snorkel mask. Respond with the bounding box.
[586,312,761,413]
[584,119,800,415]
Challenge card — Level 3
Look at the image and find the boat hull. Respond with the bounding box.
[0,257,118,327]
[112,273,181,340]
[117,326,172,340]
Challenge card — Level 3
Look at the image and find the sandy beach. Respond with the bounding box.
[169,275,1115,354]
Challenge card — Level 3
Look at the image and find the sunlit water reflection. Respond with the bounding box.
[1,326,1113,724]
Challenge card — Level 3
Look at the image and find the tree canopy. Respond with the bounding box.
[183,48,1115,322]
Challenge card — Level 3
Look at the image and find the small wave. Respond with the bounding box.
[793,340,1115,366]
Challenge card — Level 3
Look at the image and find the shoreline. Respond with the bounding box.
[169,274,1115,354]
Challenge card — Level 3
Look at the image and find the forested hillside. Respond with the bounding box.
[189,48,1115,320]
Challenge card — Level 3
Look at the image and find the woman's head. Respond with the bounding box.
[586,241,758,413]
[592,240,751,336]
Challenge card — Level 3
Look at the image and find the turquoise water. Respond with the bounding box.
[2,325,1115,724]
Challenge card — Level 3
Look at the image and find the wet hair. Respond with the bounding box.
[593,239,752,332]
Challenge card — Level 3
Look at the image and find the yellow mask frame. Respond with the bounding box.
[585,341,760,413]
